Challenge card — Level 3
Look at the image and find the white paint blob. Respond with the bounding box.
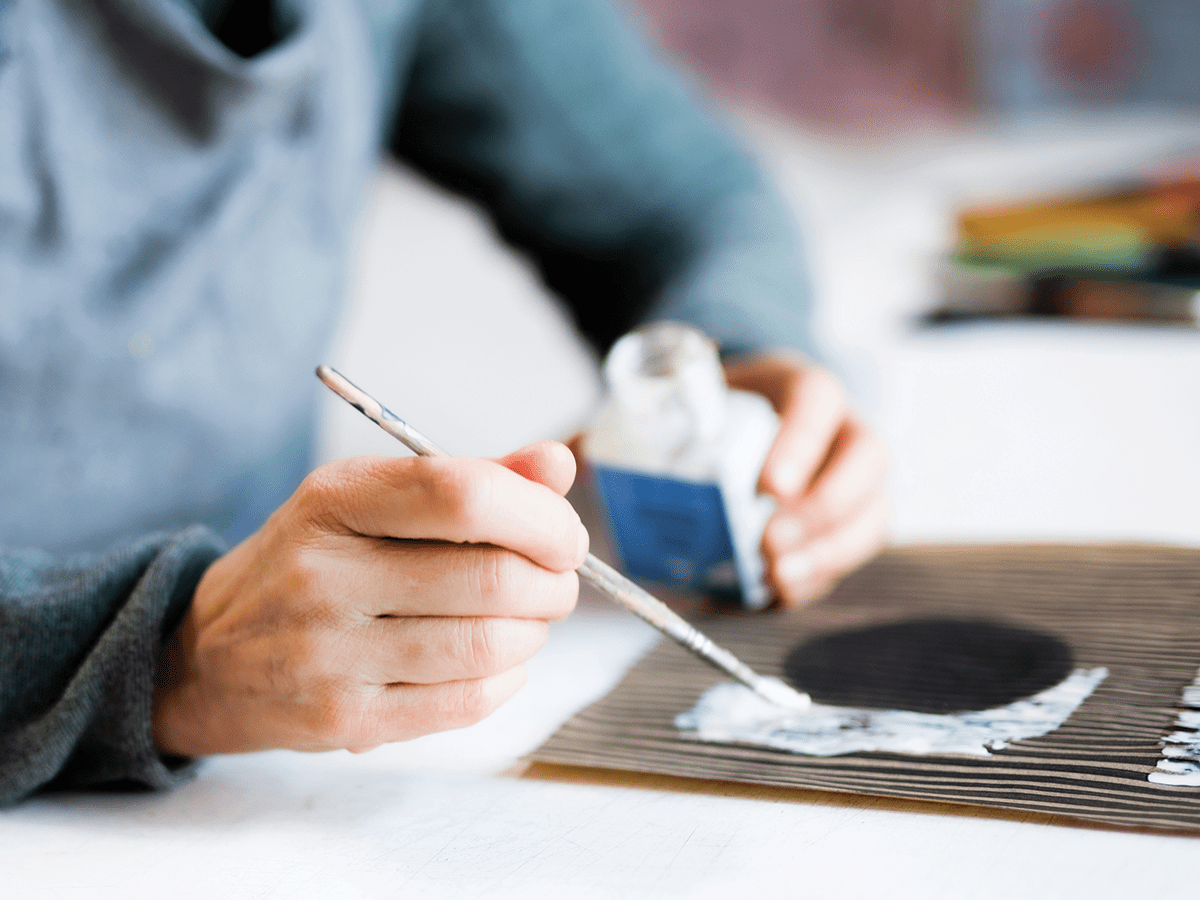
[676,667,1108,757]
[754,676,812,711]
[1148,670,1200,786]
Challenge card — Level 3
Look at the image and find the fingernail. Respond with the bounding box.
[770,515,804,549]
[776,552,812,587]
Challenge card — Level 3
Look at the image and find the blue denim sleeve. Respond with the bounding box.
[0,527,224,806]
[389,0,816,357]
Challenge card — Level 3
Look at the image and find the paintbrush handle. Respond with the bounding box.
[575,553,768,690]
[316,365,805,707]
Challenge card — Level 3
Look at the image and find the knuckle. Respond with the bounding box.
[293,456,394,534]
[270,628,323,688]
[280,544,325,601]
[307,685,365,747]
[464,617,503,674]
[470,549,517,606]
[293,464,344,528]
[451,677,492,726]
[299,455,371,504]
[498,560,578,621]
[277,547,345,629]
[297,461,341,501]
[427,462,493,539]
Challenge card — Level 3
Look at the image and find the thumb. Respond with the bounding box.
[497,440,578,498]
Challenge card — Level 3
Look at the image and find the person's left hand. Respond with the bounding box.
[724,352,889,607]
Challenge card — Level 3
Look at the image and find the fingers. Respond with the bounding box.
[727,354,849,500]
[763,416,888,557]
[251,615,549,751]
[156,440,592,759]
[770,496,890,607]
[760,368,848,500]
[356,616,549,684]
[297,452,588,573]
[726,352,890,608]
[498,440,577,497]
[375,666,530,743]
[328,538,579,619]
[308,666,531,753]
[802,418,889,533]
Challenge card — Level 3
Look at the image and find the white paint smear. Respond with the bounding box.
[1149,671,1200,786]
[676,667,1108,757]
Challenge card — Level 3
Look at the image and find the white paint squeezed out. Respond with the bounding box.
[675,667,1108,757]
[1148,671,1200,786]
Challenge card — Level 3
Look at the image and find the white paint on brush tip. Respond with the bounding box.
[676,667,1107,758]
[1149,670,1200,786]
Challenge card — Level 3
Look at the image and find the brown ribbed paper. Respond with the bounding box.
[529,545,1200,832]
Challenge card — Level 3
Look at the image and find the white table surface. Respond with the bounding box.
[6,111,1200,898]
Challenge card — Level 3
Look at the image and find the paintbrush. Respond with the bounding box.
[316,365,810,710]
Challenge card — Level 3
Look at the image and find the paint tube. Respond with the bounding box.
[583,322,779,609]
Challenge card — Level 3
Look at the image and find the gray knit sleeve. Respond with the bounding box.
[0,526,224,806]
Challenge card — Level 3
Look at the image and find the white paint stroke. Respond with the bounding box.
[675,667,1108,757]
[1149,671,1200,786]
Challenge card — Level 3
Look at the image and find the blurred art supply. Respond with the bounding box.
[956,174,1200,270]
[582,323,780,609]
[927,169,1200,325]
[531,545,1200,833]
[931,261,1200,324]
[315,366,809,711]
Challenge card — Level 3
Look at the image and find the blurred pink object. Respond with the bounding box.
[634,0,972,129]
[1039,0,1143,98]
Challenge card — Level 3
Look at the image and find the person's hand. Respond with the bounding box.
[725,352,889,607]
[152,441,587,757]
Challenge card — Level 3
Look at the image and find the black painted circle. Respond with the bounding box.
[783,618,1073,714]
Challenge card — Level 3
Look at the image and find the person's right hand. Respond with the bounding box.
[151,441,587,757]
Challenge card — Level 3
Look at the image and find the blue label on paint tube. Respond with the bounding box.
[592,466,739,595]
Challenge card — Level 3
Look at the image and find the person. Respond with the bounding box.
[0,0,888,804]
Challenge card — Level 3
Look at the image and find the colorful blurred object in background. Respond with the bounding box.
[932,169,1200,324]
[631,0,1200,129]
[630,0,1200,325]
